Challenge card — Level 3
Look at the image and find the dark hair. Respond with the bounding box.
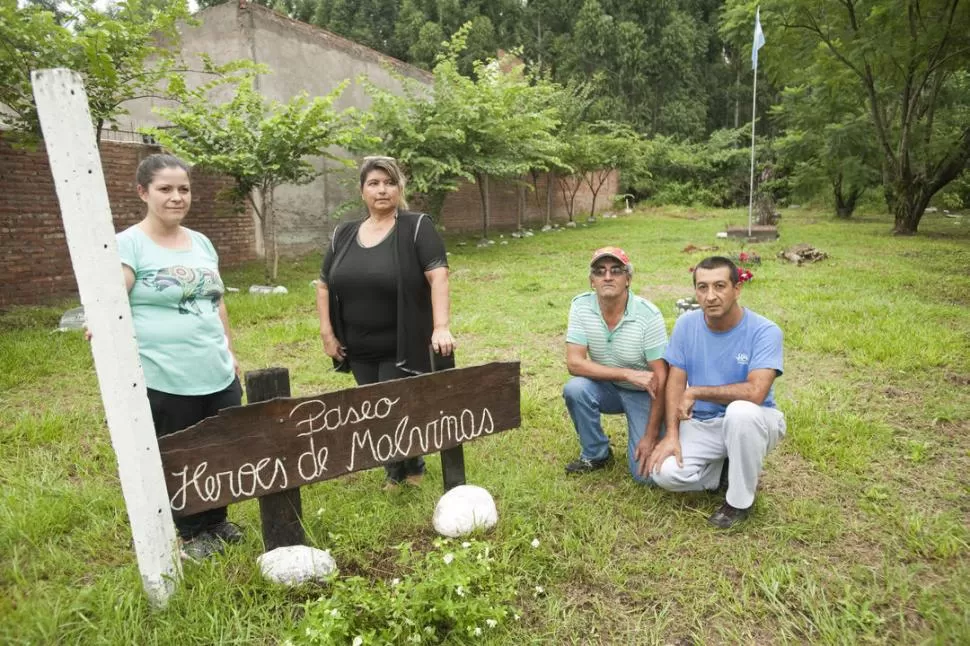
[693,256,740,286]
[135,154,190,189]
[359,156,408,209]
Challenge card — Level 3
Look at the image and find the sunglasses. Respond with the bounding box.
[591,266,628,277]
[363,155,396,162]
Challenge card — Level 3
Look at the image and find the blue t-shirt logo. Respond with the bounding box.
[736,352,750,365]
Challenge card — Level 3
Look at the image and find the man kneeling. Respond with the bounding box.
[563,247,668,482]
[647,256,785,529]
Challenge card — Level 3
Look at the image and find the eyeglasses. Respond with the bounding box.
[591,266,628,277]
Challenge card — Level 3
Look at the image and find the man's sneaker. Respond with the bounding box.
[180,531,224,561]
[564,448,614,474]
[210,520,244,544]
[707,501,750,529]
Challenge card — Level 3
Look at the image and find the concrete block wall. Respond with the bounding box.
[0,138,256,307]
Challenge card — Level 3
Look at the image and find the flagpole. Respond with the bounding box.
[748,7,764,238]
[747,60,758,237]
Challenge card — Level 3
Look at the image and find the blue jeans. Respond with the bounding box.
[563,376,661,483]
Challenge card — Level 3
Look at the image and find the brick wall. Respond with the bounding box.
[0,138,256,307]
[440,171,620,233]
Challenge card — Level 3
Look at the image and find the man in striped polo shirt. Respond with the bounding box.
[563,247,668,481]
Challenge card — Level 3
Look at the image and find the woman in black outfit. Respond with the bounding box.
[316,156,455,488]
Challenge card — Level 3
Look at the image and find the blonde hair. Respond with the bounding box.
[359,156,408,210]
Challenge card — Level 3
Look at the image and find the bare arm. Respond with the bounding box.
[315,280,345,360]
[122,264,135,292]
[634,358,667,477]
[683,369,778,407]
[565,343,657,398]
[218,300,240,377]
[646,364,687,473]
[425,266,454,357]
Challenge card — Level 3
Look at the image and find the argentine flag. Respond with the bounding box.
[752,7,765,70]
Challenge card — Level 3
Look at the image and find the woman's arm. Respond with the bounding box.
[315,280,345,360]
[218,300,241,377]
[425,267,454,357]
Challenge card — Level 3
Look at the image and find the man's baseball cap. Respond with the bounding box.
[589,246,632,268]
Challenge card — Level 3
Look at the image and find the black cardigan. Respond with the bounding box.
[325,211,455,375]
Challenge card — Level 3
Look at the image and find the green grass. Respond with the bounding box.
[2,206,969,644]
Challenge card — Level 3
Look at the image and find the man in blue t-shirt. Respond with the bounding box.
[646,256,785,529]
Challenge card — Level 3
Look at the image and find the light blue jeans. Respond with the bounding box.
[563,376,661,483]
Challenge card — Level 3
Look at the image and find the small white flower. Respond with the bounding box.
[456,585,465,597]
[443,552,455,565]
[462,541,471,548]
[316,508,324,516]
[352,637,364,646]
[329,608,339,617]
[534,585,545,596]
[473,627,483,636]
[485,619,498,628]
[391,578,401,586]
[530,538,540,548]
[514,613,521,621]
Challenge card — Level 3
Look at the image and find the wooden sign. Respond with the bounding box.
[159,362,520,516]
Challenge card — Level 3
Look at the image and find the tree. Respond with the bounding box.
[726,0,970,234]
[772,83,880,219]
[149,73,372,281]
[0,0,192,144]
[435,40,560,239]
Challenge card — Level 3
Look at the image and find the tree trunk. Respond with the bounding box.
[516,181,525,230]
[545,171,554,226]
[833,174,852,219]
[475,172,490,240]
[261,186,277,281]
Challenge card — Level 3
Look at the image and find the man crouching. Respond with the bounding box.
[563,247,668,482]
[647,256,786,529]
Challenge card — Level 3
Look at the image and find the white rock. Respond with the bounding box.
[433,485,498,538]
[257,545,337,585]
[500,240,508,245]
[541,224,553,232]
[565,221,577,228]
[272,285,289,294]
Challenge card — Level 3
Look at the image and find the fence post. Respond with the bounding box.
[432,348,466,491]
[244,368,306,550]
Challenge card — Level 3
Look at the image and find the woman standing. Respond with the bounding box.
[117,154,243,560]
[316,156,455,489]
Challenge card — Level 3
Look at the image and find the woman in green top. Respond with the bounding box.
[117,154,243,561]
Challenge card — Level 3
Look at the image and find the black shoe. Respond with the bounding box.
[565,448,614,474]
[707,501,750,529]
[180,531,224,561]
[716,458,730,493]
[210,520,244,544]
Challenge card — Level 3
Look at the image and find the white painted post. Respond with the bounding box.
[31,69,181,607]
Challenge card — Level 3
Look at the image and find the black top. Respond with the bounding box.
[326,230,398,360]
[321,211,452,373]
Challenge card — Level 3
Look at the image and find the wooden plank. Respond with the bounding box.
[244,368,306,550]
[159,362,520,516]
[31,69,180,607]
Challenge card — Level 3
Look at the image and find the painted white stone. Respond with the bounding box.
[432,485,498,538]
[32,69,180,607]
[258,545,337,585]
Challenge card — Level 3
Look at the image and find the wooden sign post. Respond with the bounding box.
[31,69,180,607]
[159,362,520,542]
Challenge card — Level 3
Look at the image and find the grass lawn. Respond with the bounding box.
[1,206,968,644]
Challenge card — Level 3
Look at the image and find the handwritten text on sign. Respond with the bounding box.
[158,362,520,516]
